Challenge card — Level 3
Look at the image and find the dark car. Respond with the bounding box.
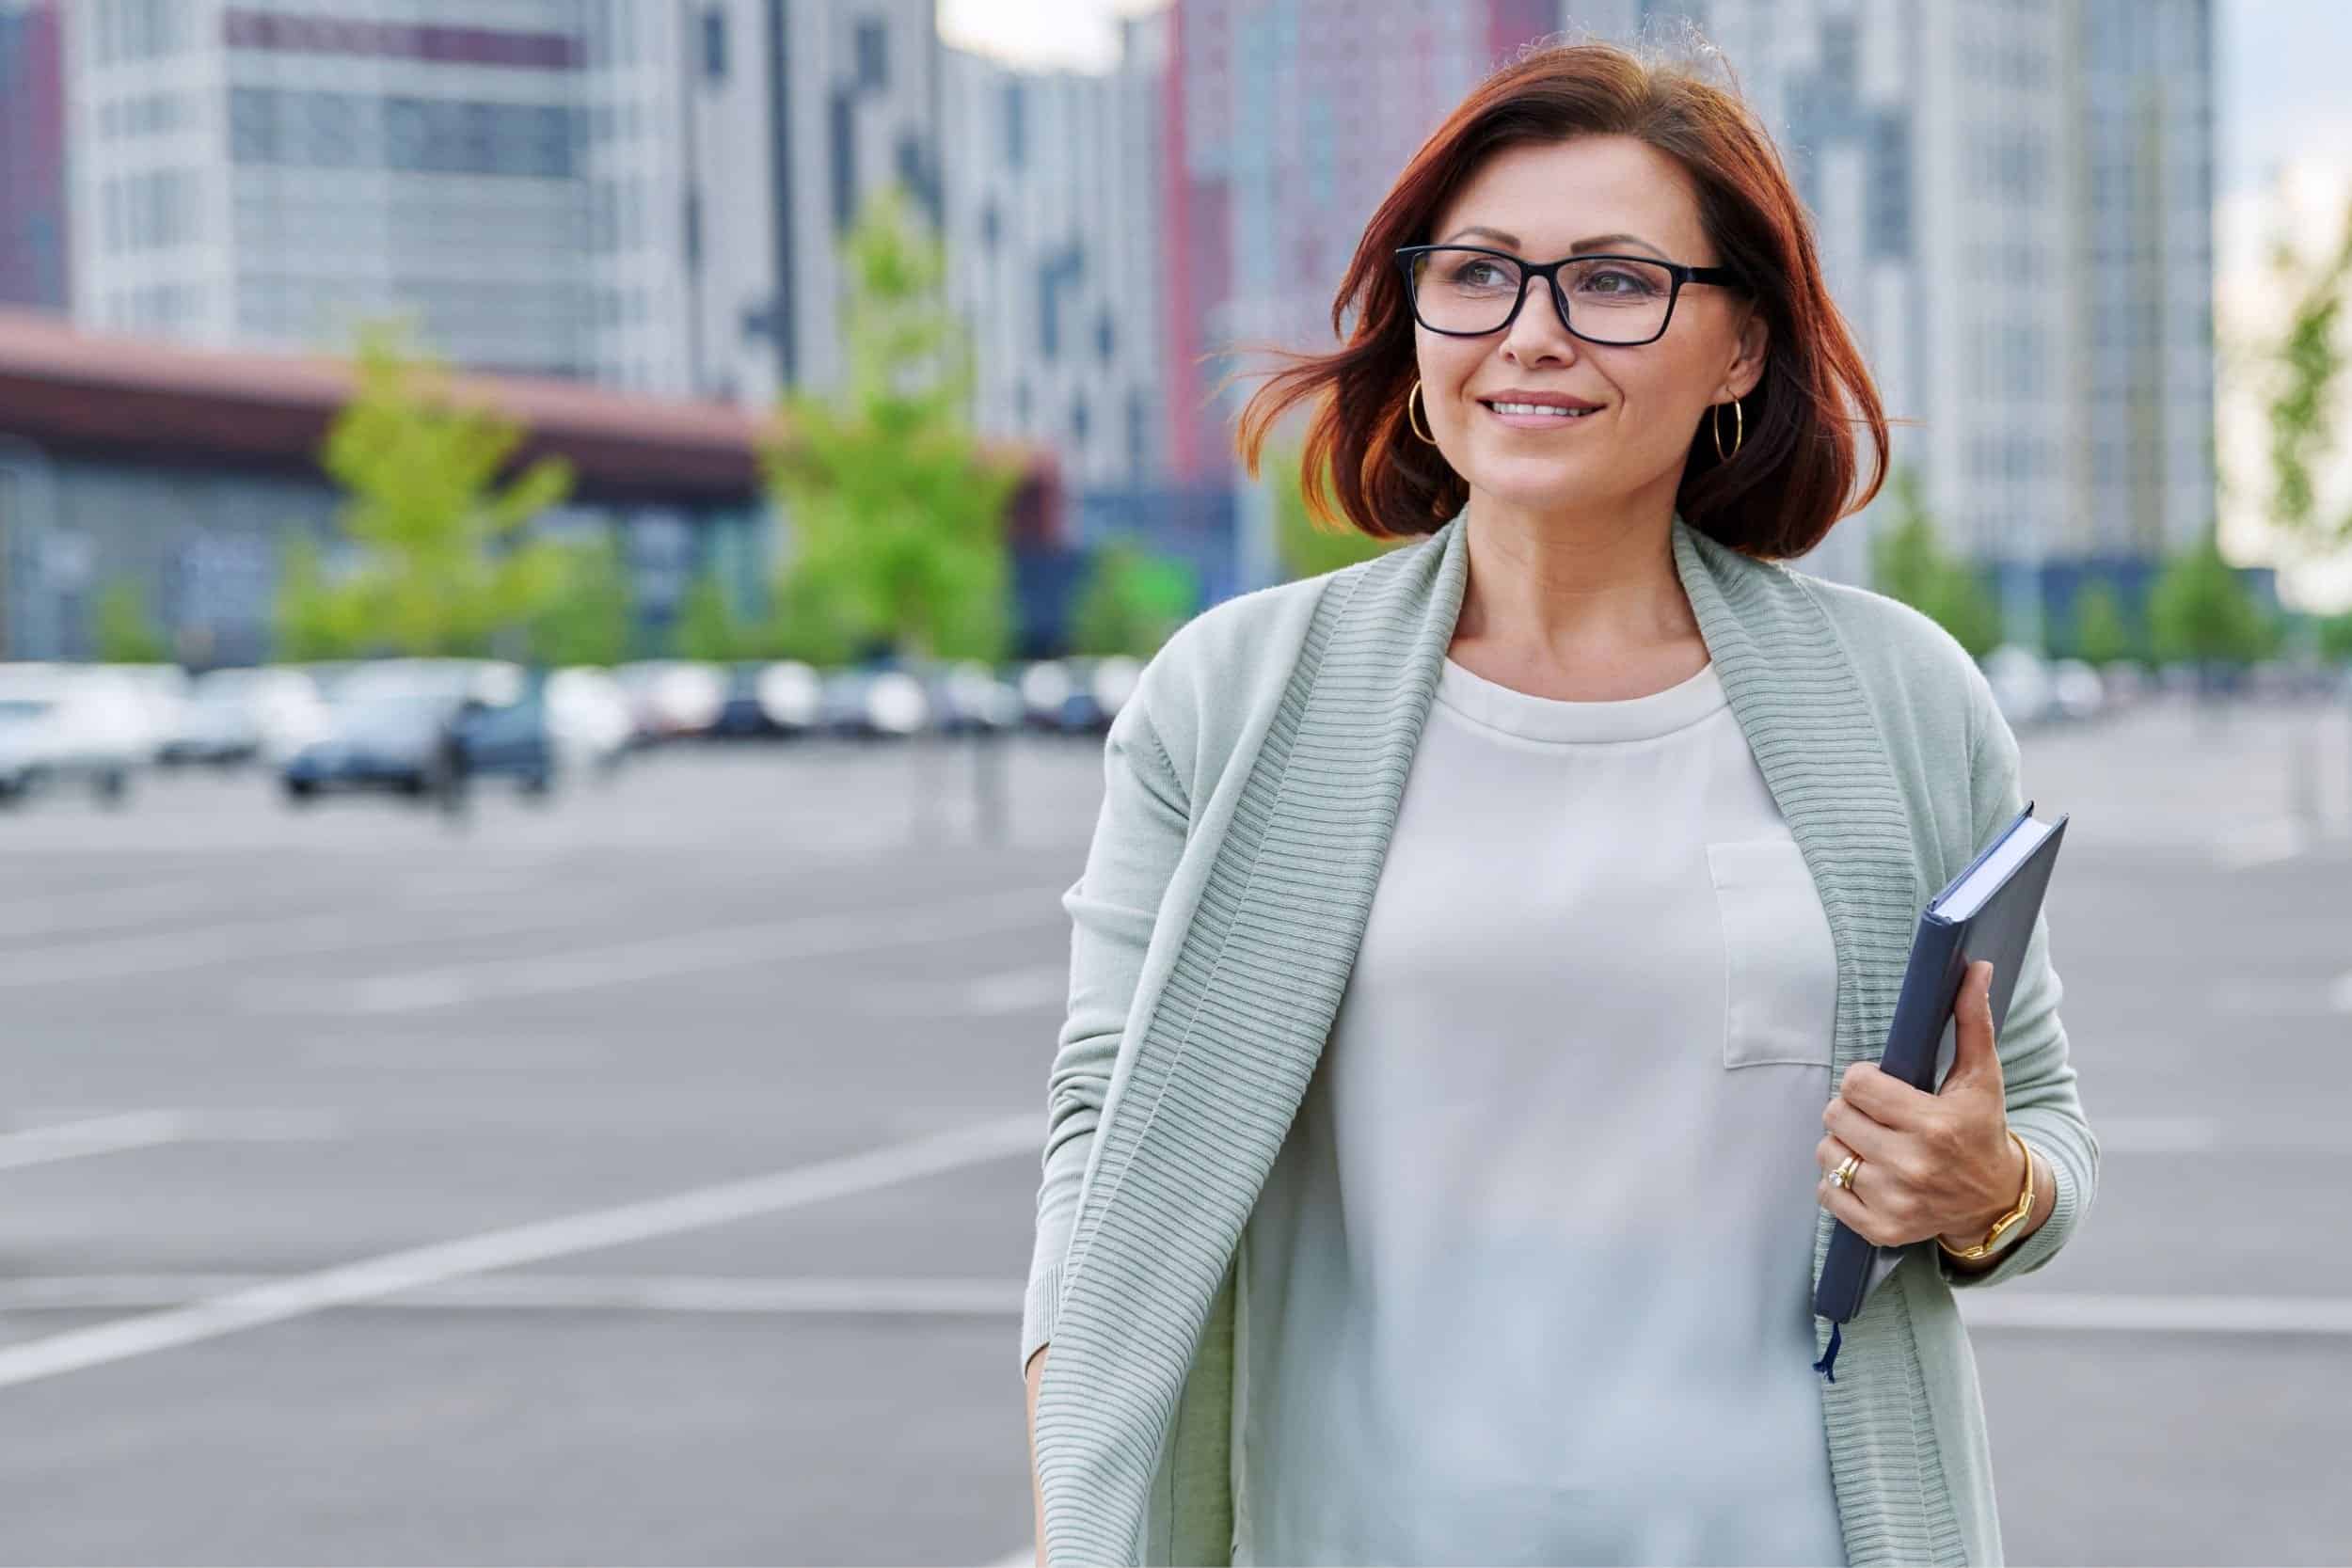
[281,687,554,804]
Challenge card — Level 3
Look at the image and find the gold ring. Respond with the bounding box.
[1832,1153,1862,1193]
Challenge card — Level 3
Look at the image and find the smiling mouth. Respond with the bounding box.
[1481,400,1602,420]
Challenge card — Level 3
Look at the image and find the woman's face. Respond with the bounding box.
[1411,135,1767,519]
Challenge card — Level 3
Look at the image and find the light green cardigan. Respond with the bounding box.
[1026,509,2099,1567]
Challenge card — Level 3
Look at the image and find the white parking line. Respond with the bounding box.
[0,880,209,939]
[0,1113,1035,1391]
[247,884,1067,1014]
[1958,1292,2352,1336]
[0,898,620,990]
[0,1274,1025,1314]
[0,1109,349,1172]
[0,1111,187,1171]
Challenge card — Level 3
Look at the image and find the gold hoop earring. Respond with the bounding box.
[1712,397,1743,462]
[1407,378,1438,446]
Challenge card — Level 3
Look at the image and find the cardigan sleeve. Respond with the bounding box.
[1022,688,1192,1375]
[1938,669,2102,1290]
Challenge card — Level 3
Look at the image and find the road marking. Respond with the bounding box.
[1958,1291,2352,1336]
[0,1113,1034,1391]
[249,884,1066,1014]
[0,1274,1025,1314]
[0,1109,348,1172]
[2207,974,2352,1017]
[0,880,209,939]
[0,1111,186,1171]
[1,898,619,990]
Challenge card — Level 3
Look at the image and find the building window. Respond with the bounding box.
[979,201,1000,252]
[1096,311,1115,364]
[702,7,727,81]
[1072,397,1090,448]
[854,19,888,88]
[1003,80,1026,170]
[829,88,856,232]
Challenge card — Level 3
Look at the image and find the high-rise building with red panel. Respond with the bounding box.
[0,0,67,312]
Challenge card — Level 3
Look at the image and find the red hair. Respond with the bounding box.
[1230,35,1888,559]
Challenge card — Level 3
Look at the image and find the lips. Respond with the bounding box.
[1477,389,1605,420]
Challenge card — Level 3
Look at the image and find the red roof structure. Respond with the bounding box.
[0,309,1058,529]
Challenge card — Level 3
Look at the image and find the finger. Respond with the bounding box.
[1822,1092,1903,1161]
[1817,1170,1893,1245]
[1838,1058,1935,1126]
[1816,1132,1856,1178]
[1940,959,2002,1096]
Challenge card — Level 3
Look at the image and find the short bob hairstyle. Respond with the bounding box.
[1232,36,1888,560]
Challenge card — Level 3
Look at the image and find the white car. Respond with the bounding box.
[165,667,331,765]
[544,667,636,775]
[2047,658,2106,722]
[104,662,194,761]
[1981,645,2057,728]
[0,666,149,806]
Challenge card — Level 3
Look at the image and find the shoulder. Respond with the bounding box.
[1120,545,1406,788]
[1787,566,1997,757]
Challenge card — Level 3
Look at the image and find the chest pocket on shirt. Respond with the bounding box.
[1706,837,1839,1069]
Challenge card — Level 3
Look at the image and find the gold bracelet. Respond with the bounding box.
[1936,1130,2035,1262]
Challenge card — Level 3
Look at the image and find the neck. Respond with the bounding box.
[1451,489,1700,669]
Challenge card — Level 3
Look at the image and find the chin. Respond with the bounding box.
[1468,461,1602,512]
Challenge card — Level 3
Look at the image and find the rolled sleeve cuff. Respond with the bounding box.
[1938,1134,2086,1291]
[1020,1260,1062,1379]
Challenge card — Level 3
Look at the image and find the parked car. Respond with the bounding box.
[543,667,636,775]
[0,665,148,806]
[282,678,555,804]
[612,660,727,741]
[162,667,330,766]
[815,668,931,739]
[2047,658,2106,722]
[921,660,1022,735]
[1981,645,2057,728]
[281,691,465,802]
[1018,659,1102,734]
[711,660,823,738]
[106,662,194,762]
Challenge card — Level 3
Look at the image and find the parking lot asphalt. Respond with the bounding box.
[2,696,2349,1564]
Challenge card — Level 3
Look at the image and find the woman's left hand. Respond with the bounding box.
[1817,959,2027,1248]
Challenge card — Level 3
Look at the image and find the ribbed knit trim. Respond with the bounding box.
[1036,514,1979,1566]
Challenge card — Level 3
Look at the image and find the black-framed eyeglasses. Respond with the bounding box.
[1392,244,1742,346]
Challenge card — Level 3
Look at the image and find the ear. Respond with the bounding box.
[1724,306,1769,402]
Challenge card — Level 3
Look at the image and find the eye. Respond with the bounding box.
[1584,268,1658,296]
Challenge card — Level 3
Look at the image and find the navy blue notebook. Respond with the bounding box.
[1811,800,2069,1326]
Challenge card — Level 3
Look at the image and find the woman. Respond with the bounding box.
[1023,37,2096,1568]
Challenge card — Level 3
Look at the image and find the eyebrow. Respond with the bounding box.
[1438,226,1669,258]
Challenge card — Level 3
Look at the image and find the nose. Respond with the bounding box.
[1502,274,1581,364]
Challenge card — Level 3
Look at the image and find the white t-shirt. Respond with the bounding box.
[1232,652,1849,1567]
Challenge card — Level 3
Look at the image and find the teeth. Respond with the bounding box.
[1488,401,1594,418]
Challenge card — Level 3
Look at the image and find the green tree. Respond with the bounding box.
[273,537,367,661]
[671,570,749,663]
[92,578,170,664]
[1269,445,1399,580]
[306,324,576,656]
[1069,540,1200,657]
[2064,581,2138,667]
[2263,194,2352,568]
[2316,609,2352,663]
[525,535,633,667]
[1868,466,2003,657]
[766,184,1020,665]
[2148,526,2274,668]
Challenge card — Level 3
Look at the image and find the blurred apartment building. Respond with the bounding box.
[1150,0,2213,620]
[43,0,938,405]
